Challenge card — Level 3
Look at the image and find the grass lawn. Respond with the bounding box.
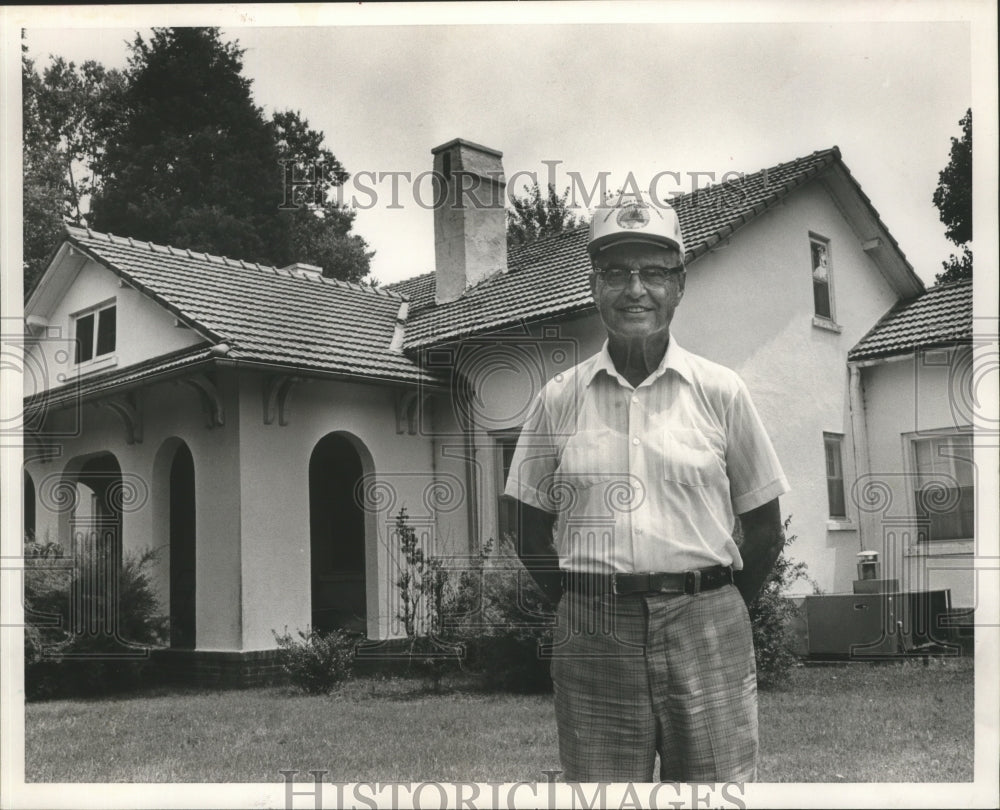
[24,658,973,783]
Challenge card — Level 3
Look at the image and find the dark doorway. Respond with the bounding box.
[24,471,36,540]
[169,443,196,649]
[72,454,123,636]
[309,434,367,633]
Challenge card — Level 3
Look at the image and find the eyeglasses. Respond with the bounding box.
[594,266,684,289]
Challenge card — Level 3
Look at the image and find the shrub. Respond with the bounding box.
[740,515,816,689]
[442,535,554,693]
[273,627,357,694]
[23,537,168,700]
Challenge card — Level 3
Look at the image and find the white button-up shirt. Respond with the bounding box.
[504,337,789,574]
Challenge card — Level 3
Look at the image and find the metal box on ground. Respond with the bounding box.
[804,592,910,658]
[804,590,957,659]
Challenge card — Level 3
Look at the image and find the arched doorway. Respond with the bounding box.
[23,471,36,541]
[309,433,367,633]
[168,443,196,648]
[72,454,123,637]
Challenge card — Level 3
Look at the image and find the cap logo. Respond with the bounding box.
[615,202,650,230]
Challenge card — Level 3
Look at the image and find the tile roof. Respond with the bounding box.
[390,147,866,348]
[44,146,922,394]
[848,279,973,362]
[63,226,438,385]
[23,345,214,418]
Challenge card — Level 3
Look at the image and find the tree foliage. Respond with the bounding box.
[932,109,972,283]
[24,27,372,290]
[21,38,126,294]
[506,181,583,249]
[22,50,67,296]
[936,246,973,285]
[90,28,283,263]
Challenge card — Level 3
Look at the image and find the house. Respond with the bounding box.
[21,138,974,683]
[847,279,976,612]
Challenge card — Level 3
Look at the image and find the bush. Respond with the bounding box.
[273,627,357,694]
[741,515,816,689]
[442,535,554,693]
[23,537,168,700]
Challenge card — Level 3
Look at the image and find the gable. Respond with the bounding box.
[24,251,208,395]
[672,180,902,368]
[52,227,437,386]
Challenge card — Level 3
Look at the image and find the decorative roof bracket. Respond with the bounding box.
[262,375,305,426]
[99,392,143,444]
[395,389,428,435]
[178,373,225,429]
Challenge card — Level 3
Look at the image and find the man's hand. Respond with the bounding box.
[732,498,784,606]
[512,501,562,606]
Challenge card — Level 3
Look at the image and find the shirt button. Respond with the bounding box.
[631,396,639,404]
[632,437,640,446]
[636,527,643,535]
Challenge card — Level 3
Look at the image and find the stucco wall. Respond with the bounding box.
[24,368,244,650]
[235,371,440,648]
[25,257,205,396]
[861,348,975,606]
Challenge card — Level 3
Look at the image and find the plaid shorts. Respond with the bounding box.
[549,583,758,782]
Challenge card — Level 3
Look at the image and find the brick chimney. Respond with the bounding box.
[431,139,507,304]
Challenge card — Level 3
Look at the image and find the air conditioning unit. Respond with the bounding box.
[804,592,909,658]
[804,590,955,659]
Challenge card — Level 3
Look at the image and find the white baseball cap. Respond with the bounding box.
[588,194,685,259]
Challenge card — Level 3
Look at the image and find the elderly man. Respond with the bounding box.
[504,194,789,782]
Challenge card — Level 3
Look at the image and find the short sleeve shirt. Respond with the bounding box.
[504,336,789,574]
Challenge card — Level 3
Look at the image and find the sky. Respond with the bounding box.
[18,9,977,287]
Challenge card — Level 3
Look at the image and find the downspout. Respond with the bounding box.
[459,372,480,553]
[847,362,872,551]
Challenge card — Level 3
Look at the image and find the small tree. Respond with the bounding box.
[393,509,457,690]
[506,181,583,249]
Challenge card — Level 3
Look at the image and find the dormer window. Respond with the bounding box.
[74,302,116,364]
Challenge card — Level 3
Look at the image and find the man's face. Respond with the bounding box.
[589,242,686,342]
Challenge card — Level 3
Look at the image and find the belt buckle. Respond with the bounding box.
[684,570,702,595]
[612,572,625,596]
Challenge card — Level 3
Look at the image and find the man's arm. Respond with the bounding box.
[732,497,784,606]
[513,501,562,606]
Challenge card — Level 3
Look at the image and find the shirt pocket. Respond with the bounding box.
[662,428,721,487]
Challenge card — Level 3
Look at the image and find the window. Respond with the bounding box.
[912,433,974,542]
[810,236,833,320]
[74,303,116,364]
[495,430,521,541]
[824,433,847,519]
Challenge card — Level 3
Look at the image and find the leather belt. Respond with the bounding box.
[561,565,733,597]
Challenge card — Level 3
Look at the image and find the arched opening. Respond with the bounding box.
[72,454,123,637]
[168,443,196,649]
[23,471,36,541]
[309,433,367,633]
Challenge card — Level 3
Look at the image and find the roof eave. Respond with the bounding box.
[848,336,973,365]
[64,232,224,346]
[23,348,216,417]
[402,299,597,352]
[820,163,925,299]
[214,355,448,389]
